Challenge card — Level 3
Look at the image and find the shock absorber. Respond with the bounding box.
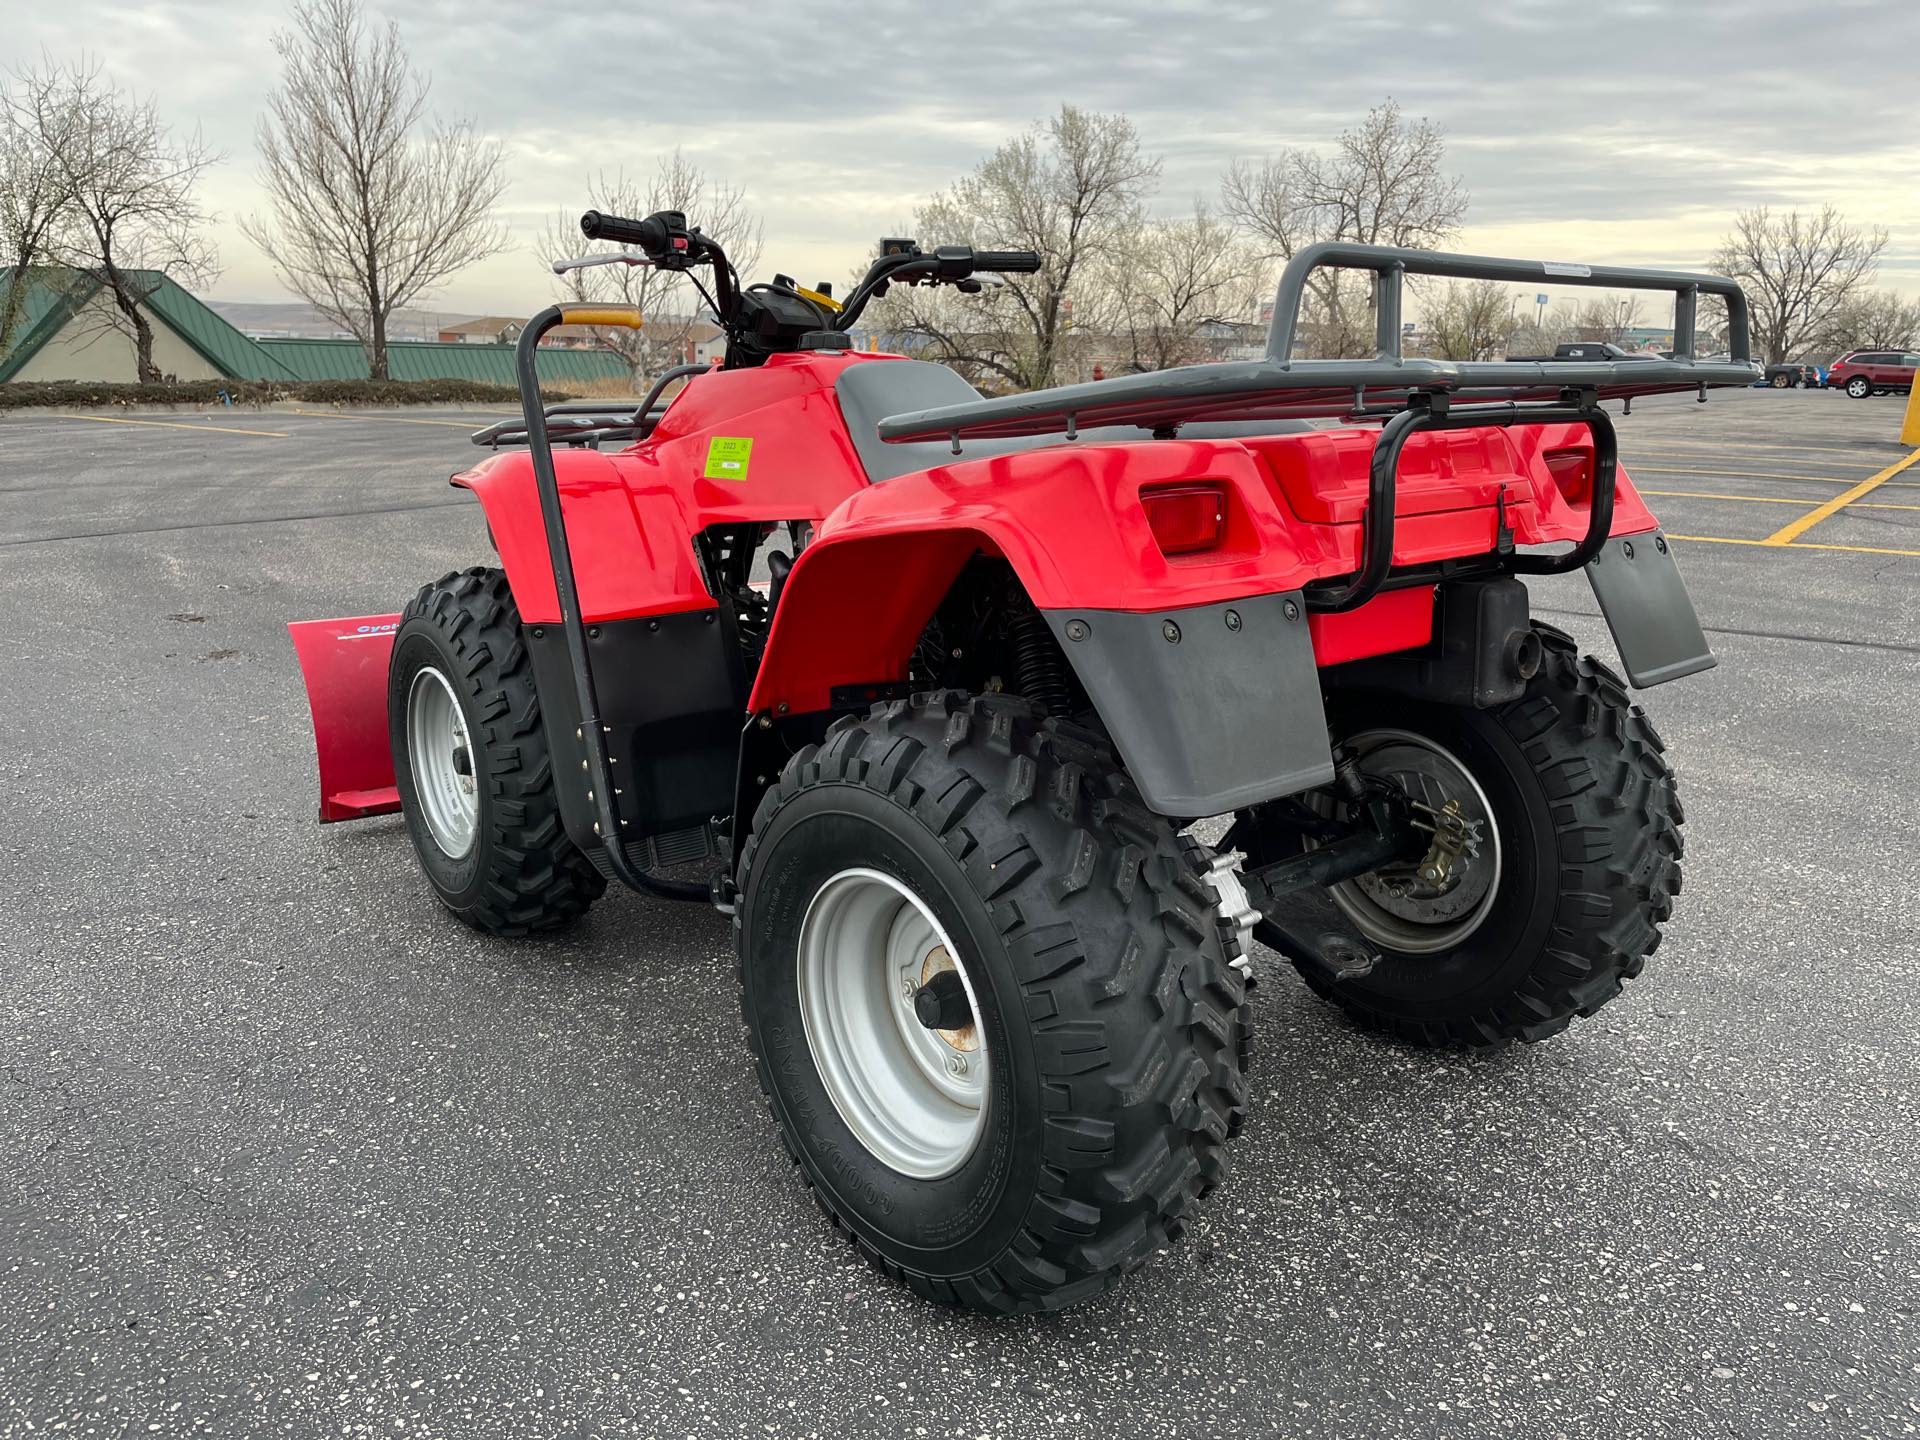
[1008,605,1072,716]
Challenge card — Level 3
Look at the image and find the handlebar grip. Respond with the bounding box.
[973,250,1043,274]
[580,210,665,251]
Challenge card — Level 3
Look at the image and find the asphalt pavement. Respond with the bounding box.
[0,388,1915,1439]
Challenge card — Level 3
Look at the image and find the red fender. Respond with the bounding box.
[288,615,402,822]
[747,424,1658,717]
[452,448,717,625]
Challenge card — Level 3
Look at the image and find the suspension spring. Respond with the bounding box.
[1008,606,1072,716]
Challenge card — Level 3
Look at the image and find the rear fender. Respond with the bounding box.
[453,448,715,624]
[749,441,1340,813]
[288,615,402,822]
[748,439,1317,717]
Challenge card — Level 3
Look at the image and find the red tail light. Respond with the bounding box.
[1542,447,1593,503]
[1142,483,1227,556]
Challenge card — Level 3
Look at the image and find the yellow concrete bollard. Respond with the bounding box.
[1904,373,1920,446]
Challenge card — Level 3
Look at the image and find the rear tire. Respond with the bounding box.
[388,567,604,935]
[1845,375,1872,398]
[1770,373,1791,389]
[735,692,1247,1314]
[1284,625,1682,1047]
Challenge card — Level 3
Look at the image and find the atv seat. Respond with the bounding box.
[834,359,1314,483]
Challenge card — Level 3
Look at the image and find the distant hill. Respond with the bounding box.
[204,300,482,342]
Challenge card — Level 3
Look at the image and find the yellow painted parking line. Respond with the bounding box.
[49,413,287,438]
[1669,533,1920,559]
[288,409,480,430]
[1640,488,1920,512]
[1763,448,1920,545]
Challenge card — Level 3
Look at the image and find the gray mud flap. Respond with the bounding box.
[1585,531,1717,687]
[1045,591,1335,816]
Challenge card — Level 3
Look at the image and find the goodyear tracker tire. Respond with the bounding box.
[735,692,1248,1314]
[388,567,604,935]
[1291,625,1683,1046]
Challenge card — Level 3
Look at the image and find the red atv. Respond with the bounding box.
[291,209,1758,1314]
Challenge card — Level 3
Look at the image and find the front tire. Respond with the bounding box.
[1770,373,1791,389]
[735,692,1247,1314]
[388,568,605,935]
[1284,626,1682,1047]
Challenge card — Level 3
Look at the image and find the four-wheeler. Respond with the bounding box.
[290,208,1759,1314]
[1825,348,1918,398]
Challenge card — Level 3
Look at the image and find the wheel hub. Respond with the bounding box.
[405,666,479,859]
[797,869,988,1178]
[1329,730,1502,954]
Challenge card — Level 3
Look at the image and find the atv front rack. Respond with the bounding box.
[470,364,709,450]
[875,242,1757,612]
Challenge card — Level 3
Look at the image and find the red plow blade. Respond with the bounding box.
[287,615,403,822]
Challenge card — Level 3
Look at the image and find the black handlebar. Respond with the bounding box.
[973,249,1043,274]
[580,209,668,252]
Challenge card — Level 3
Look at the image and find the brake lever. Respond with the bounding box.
[550,253,656,276]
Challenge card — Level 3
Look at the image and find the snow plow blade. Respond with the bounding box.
[288,614,403,822]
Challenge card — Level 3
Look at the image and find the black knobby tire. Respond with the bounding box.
[1289,625,1683,1047]
[388,567,604,935]
[735,692,1248,1314]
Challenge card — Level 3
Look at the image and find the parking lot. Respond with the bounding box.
[1,388,1915,1438]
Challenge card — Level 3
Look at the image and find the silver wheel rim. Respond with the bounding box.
[1326,728,1503,955]
[1849,378,1869,396]
[796,868,988,1179]
[405,666,478,859]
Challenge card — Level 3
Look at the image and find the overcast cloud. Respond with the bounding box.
[5,0,1915,318]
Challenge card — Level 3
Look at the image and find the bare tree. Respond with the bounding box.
[1095,203,1261,373]
[1815,288,1920,355]
[542,150,762,387]
[34,60,219,383]
[1567,294,1643,345]
[1222,99,1468,357]
[244,0,507,381]
[873,105,1160,391]
[1422,279,1518,361]
[0,59,84,354]
[1713,206,1887,365]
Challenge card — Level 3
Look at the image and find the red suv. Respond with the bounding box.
[1826,350,1919,398]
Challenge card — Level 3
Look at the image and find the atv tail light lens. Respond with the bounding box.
[1142,483,1227,556]
[1543,447,1593,504]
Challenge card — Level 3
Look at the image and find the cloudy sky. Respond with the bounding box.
[7,0,1917,321]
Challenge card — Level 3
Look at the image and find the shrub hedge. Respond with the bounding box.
[0,378,583,410]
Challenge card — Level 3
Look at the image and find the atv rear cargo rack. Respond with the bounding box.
[875,242,1759,611]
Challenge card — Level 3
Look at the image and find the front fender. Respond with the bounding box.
[452,449,714,624]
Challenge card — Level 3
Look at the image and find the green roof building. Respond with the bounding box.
[256,337,630,387]
[0,267,297,383]
[2,267,631,389]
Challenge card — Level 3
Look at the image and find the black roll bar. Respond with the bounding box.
[513,310,707,903]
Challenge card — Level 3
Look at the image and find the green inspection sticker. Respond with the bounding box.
[703,435,754,480]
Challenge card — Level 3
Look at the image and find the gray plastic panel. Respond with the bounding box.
[1044,592,1336,816]
[1584,532,1717,687]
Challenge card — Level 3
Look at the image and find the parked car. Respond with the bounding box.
[1826,350,1919,398]
[1506,341,1663,363]
[1758,362,1820,389]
